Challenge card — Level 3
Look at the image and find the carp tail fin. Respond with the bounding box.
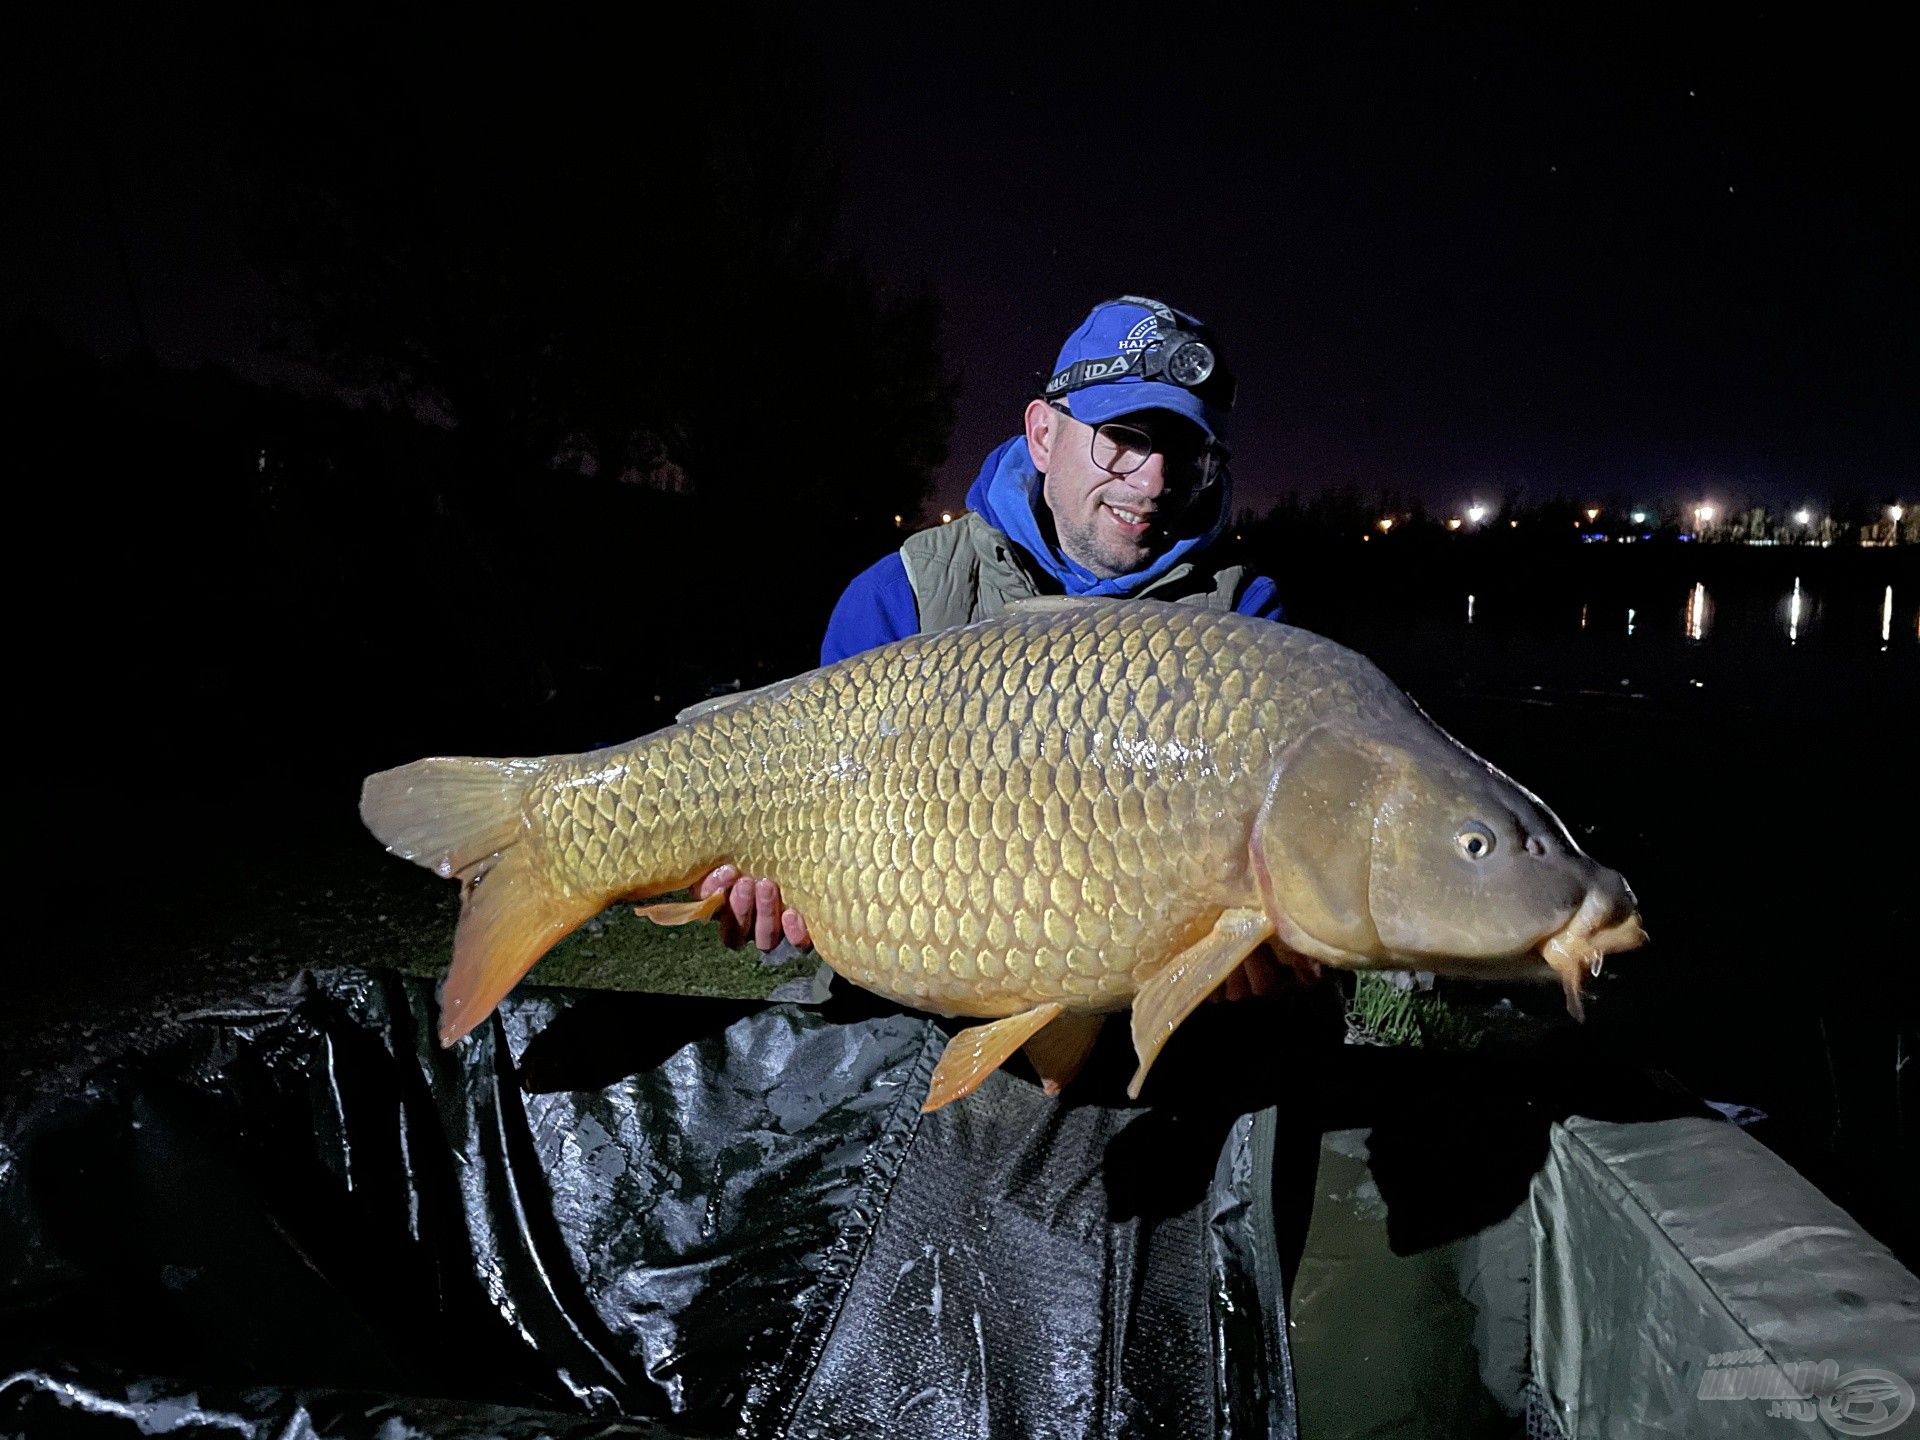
[440,843,598,1045]
[361,755,594,1045]
[360,755,550,879]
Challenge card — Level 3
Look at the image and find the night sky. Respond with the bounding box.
[10,6,1912,514]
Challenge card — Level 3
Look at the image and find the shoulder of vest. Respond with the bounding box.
[1140,556,1247,609]
[901,512,1041,632]
[900,509,998,562]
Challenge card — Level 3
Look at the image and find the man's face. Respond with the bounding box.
[1025,400,1215,579]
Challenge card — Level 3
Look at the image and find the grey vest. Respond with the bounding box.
[900,511,1247,633]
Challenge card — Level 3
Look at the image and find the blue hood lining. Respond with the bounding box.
[965,435,1231,597]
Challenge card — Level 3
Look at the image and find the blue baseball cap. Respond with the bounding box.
[1042,295,1234,445]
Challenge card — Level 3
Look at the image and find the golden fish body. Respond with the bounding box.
[536,599,1337,1018]
[363,597,1646,1108]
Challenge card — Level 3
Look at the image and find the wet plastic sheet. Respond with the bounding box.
[2,969,1297,1438]
[0,1372,671,1438]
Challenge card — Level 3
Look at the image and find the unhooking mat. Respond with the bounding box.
[0,968,1301,1438]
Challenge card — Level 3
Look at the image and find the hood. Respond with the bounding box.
[964,435,1233,598]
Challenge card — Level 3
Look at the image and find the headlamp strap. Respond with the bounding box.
[1046,353,1143,395]
[1115,295,1182,330]
[1043,295,1226,402]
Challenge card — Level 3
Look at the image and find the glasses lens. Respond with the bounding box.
[1168,442,1229,495]
[1091,423,1152,475]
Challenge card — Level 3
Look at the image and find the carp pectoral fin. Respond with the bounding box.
[1023,1013,1106,1096]
[441,845,600,1047]
[922,1003,1065,1113]
[634,892,728,926]
[1128,908,1276,1100]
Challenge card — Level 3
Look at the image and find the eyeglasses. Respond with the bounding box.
[1052,404,1229,496]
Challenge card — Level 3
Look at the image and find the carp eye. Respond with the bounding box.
[1456,824,1496,861]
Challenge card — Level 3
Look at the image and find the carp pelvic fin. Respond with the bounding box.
[1023,1012,1107,1096]
[1128,908,1276,1100]
[923,1003,1064,1113]
[634,892,729,926]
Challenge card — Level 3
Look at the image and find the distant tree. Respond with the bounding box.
[239,19,951,472]
[1308,481,1372,540]
[1723,505,1772,543]
[229,14,956,680]
[1534,494,1583,540]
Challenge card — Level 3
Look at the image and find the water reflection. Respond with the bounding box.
[1442,572,1907,648]
[1685,582,1712,641]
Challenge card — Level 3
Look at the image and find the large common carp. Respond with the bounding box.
[362,598,1645,1110]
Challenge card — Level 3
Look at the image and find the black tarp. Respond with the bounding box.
[2,968,1304,1438]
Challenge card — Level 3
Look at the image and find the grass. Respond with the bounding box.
[300,862,821,1002]
[1343,973,1495,1050]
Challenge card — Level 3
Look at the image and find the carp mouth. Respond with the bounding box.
[1538,890,1648,1021]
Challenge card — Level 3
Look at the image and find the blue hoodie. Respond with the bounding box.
[822,435,1281,664]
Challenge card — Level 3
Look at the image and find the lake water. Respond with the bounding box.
[1268,541,1918,1264]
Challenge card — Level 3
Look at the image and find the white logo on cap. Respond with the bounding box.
[1118,315,1160,355]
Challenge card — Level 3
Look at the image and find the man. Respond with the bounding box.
[698,295,1284,998]
[686,298,1315,1374]
[666,300,1309,1431]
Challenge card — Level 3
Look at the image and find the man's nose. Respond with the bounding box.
[1121,454,1168,498]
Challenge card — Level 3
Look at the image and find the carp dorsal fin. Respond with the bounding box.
[1003,595,1105,615]
[922,1003,1064,1112]
[674,668,824,724]
[1127,907,1275,1099]
[675,678,786,724]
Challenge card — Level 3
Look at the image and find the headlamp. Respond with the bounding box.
[1042,295,1236,411]
[1159,337,1216,389]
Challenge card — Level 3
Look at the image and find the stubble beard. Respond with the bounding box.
[1053,508,1149,579]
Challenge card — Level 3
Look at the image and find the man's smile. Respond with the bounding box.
[1101,500,1155,539]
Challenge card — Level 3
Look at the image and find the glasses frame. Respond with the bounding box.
[1048,403,1229,497]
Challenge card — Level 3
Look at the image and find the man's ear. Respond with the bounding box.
[1024,398,1058,472]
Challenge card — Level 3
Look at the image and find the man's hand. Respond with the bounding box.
[693,865,812,952]
[1209,947,1295,1003]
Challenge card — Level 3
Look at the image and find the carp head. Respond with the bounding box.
[1251,720,1646,1017]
